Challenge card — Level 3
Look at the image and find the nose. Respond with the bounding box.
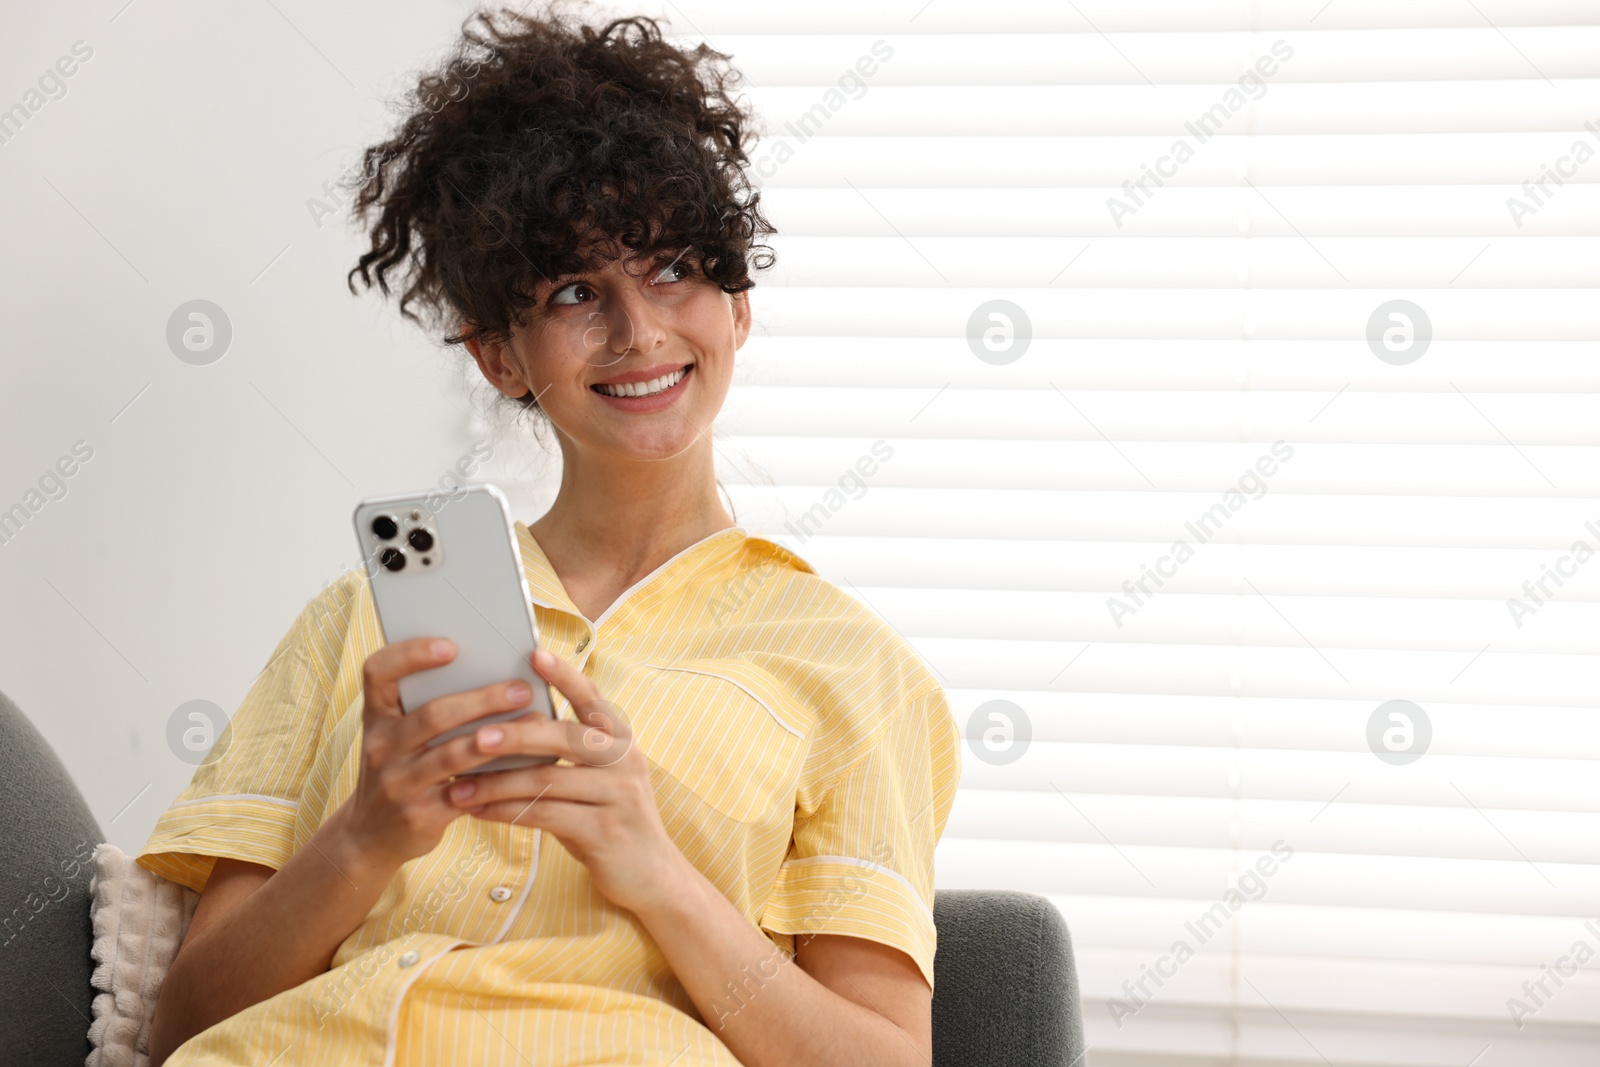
[598,282,667,362]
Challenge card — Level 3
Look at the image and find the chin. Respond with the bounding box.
[610,422,705,462]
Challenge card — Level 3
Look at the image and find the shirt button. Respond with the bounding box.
[575,634,591,653]
[398,950,420,968]
[489,886,513,903]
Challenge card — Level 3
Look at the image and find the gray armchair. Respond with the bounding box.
[0,690,1084,1067]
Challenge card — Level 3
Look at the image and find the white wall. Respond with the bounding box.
[0,0,563,851]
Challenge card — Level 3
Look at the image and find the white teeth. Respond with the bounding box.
[595,366,687,398]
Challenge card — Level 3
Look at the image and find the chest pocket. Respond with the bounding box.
[624,660,809,825]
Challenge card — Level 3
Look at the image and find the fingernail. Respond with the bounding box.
[478,726,504,748]
[450,780,476,800]
[507,682,531,702]
[432,640,454,658]
[534,649,552,668]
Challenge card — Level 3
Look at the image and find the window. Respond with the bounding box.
[489,3,1599,1061]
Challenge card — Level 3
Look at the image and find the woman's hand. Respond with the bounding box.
[336,637,546,870]
[431,648,933,1067]
[152,636,544,1066]
[442,648,690,916]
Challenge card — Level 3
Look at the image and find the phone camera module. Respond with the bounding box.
[371,515,399,541]
[407,528,435,552]
[379,547,406,572]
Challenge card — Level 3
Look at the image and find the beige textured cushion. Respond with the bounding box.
[86,844,199,1067]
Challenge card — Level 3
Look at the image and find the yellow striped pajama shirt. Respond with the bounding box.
[138,522,961,1066]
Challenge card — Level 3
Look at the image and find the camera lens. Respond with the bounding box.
[371,515,399,540]
[407,528,434,552]
[379,547,406,572]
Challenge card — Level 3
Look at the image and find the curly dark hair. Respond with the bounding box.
[343,1,776,413]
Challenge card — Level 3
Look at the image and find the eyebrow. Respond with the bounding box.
[544,247,696,288]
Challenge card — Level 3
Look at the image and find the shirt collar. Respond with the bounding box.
[511,521,813,626]
[512,520,581,617]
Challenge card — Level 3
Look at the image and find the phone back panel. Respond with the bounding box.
[352,484,554,771]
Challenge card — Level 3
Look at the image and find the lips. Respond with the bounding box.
[590,363,694,408]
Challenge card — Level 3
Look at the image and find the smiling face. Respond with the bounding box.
[465,245,751,463]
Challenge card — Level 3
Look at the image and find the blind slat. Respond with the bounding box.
[743,82,1600,135]
[758,188,1600,237]
[630,0,1599,33]
[726,488,1600,546]
[1044,893,1595,966]
[755,134,1600,188]
[932,689,1600,758]
[712,29,1600,85]
[934,838,1600,918]
[947,789,1600,859]
[738,338,1600,391]
[723,437,1600,495]
[722,389,1600,443]
[903,637,1597,707]
[761,236,1600,288]
[791,537,1600,601]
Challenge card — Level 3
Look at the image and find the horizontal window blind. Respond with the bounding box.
[479,3,1600,1064]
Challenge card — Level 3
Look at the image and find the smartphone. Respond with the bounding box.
[352,483,555,774]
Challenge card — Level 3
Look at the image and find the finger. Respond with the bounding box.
[398,678,540,753]
[570,698,632,767]
[470,794,589,834]
[361,638,455,721]
[531,648,602,709]
[445,763,608,809]
[527,650,627,765]
[481,703,631,768]
[395,729,545,797]
[475,713,591,765]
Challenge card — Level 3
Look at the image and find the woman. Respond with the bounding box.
[140,6,959,1066]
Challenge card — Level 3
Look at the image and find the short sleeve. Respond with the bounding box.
[136,573,361,893]
[759,685,961,988]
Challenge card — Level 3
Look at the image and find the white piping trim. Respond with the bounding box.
[382,940,470,1067]
[513,522,584,618]
[517,522,745,627]
[526,593,571,615]
[170,792,298,810]
[488,828,539,943]
[646,662,805,738]
[590,526,747,630]
[780,854,933,923]
[525,593,596,658]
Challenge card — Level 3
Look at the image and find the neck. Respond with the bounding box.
[528,433,735,590]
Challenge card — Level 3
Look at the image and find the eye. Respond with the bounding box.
[651,258,691,285]
[550,281,595,306]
